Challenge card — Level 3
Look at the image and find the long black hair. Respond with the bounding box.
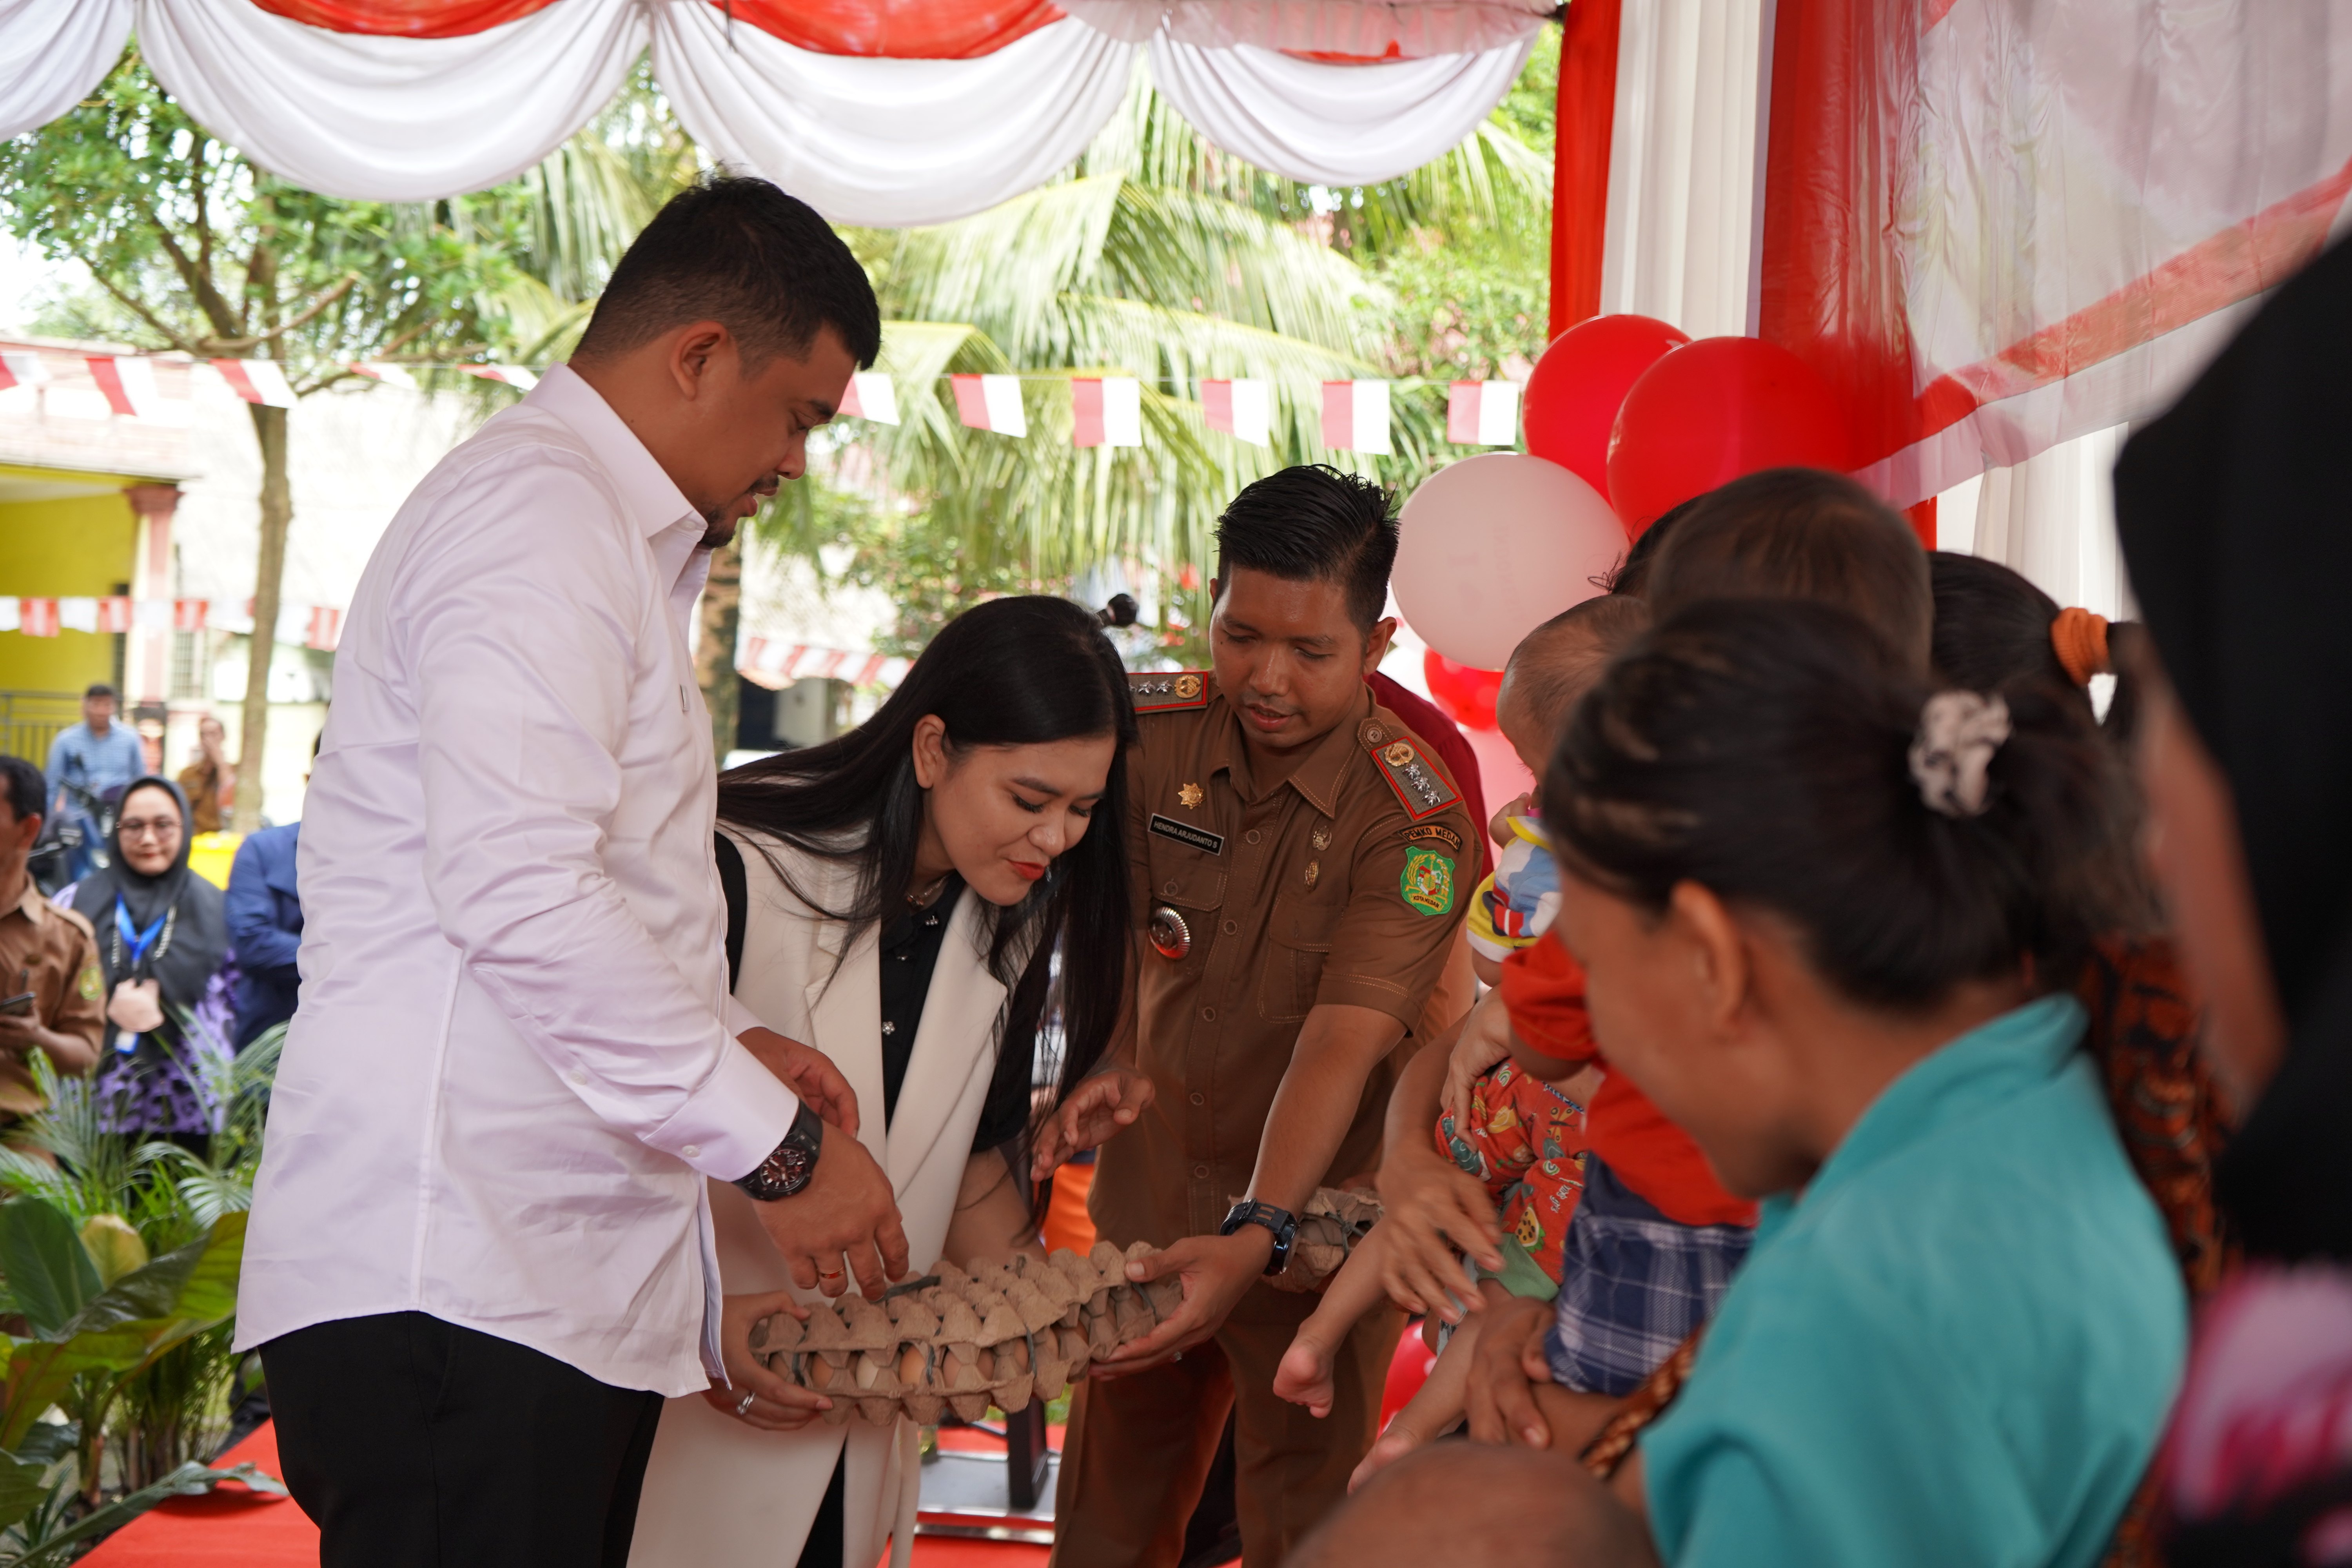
[717,595,1136,1125]
[1929,552,2146,746]
[1550,598,2134,1014]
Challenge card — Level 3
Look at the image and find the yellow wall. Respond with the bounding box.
[0,464,138,696]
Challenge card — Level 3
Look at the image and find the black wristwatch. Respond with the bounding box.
[735,1100,824,1201]
[1220,1200,1299,1275]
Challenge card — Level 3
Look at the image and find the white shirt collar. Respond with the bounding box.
[526,364,701,542]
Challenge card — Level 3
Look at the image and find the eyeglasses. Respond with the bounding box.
[118,817,181,842]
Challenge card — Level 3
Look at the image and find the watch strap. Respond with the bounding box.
[1220,1200,1299,1274]
[734,1099,824,1202]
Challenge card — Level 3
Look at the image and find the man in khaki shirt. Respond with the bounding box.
[1045,466,1476,1566]
[0,758,103,1118]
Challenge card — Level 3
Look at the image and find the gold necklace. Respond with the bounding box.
[906,874,949,909]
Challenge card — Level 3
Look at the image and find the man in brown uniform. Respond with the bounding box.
[1047,466,1477,1566]
[0,757,103,1122]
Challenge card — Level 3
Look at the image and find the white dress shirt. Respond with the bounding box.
[236,365,800,1396]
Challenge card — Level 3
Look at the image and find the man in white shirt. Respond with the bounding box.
[239,178,910,1566]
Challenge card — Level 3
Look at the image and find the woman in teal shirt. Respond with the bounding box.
[1314,598,2188,1568]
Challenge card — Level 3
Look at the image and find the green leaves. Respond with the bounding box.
[0,1203,99,1342]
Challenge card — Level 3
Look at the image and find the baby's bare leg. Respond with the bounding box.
[1275,1224,1398,1417]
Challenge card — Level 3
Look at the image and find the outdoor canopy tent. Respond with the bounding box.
[4,0,2349,523]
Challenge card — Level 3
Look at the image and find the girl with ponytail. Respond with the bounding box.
[1454,597,2186,1568]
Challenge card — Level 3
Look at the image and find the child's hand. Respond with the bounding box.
[1445,989,1514,1134]
[1489,792,1532,850]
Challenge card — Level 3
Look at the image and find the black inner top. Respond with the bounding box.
[877,877,962,1128]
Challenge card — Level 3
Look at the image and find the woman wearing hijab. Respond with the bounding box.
[2112,233,2352,1564]
[56,776,231,1138]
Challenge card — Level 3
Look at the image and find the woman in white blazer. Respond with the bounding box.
[630,597,1147,1568]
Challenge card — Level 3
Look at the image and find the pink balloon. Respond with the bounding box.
[1394,453,1625,671]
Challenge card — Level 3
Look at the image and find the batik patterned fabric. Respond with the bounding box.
[91,960,235,1136]
[1434,1059,1586,1291]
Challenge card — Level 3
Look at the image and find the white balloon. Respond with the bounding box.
[1393,453,1629,670]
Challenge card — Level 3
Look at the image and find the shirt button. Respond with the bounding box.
[1193,1164,1210,1179]
[1201,1006,1216,1022]
[1164,879,1179,896]
[1246,829,1261,845]
[568,1069,588,1085]
[1189,1092,1205,1107]
[1221,920,1236,935]
[682,1143,700,1160]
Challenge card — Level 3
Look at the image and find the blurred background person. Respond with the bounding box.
[226,811,301,1050]
[0,756,104,1131]
[178,714,238,837]
[44,684,145,884]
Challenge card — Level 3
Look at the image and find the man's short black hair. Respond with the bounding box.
[83,683,115,701]
[574,175,882,373]
[1212,465,1398,634]
[0,756,42,825]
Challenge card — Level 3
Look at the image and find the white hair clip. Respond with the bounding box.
[1908,691,2011,818]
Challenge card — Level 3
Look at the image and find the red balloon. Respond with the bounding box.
[1422,650,1503,731]
[1606,337,1853,534]
[1523,315,1690,504]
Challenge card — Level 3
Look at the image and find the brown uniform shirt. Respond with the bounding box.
[0,880,104,1116]
[1091,673,1478,1249]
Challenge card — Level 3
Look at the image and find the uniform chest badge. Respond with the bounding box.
[1178,782,1204,809]
[1311,824,1332,851]
[1303,860,1319,889]
[1400,848,1455,917]
[1149,906,1192,960]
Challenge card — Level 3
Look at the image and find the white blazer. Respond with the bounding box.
[630,835,1016,1568]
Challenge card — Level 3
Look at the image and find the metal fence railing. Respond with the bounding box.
[0,691,83,769]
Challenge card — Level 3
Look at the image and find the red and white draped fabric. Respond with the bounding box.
[0,0,1543,221]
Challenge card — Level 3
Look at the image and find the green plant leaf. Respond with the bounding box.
[0,1200,100,1339]
[0,1447,47,1532]
[11,1459,288,1564]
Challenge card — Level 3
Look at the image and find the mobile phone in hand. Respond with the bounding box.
[0,991,34,1018]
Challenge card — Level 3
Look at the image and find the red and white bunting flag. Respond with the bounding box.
[1201,378,1270,446]
[809,649,849,680]
[463,365,539,391]
[304,606,343,651]
[851,654,887,685]
[1072,376,1143,448]
[14,600,56,637]
[211,358,296,408]
[56,597,97,634]
[949,374,1027,437]
[1446,379,1521,446]
[838,371,899,425]
[93,596,134,634]
[349,362,418,390]
[86,356,160,418]
[1320,380,1391,455]
[173,599,209,632]
[0,350,49,392]
[132,599,172,632]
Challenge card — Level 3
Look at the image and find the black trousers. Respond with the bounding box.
[261,1311,665,1568]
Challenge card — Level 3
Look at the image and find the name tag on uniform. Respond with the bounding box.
[1149,815,1225,856]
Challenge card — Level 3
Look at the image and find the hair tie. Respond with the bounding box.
[2050,606,2110,686]
[1909,691,2011,818]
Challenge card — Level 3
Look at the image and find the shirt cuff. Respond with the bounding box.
[642,1033,802,1183]
[722,993,765,1041]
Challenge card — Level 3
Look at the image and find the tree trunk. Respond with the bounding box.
[695,538,742,766]
[232,403,292,834]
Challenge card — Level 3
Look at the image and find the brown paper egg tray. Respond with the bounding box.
[750,1240,1183,1427]
[1265,1186,1385,1294]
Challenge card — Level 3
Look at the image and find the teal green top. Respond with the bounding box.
[1641,995,2186,1568]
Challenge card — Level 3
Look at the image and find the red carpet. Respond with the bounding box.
[79,1422,1054,1567]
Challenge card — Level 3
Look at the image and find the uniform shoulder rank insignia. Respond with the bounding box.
[1360,720,1462,821]
[1130,671,1210,713]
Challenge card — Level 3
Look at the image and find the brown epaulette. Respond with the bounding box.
[1129,671,1209,714]
[1357,718,1461,821]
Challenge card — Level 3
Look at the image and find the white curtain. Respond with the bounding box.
[1595,0,1768,341]
[1145,33,1532,188]
[652,8,1136,228]
[138,0,647,201]
[1949,426,2133,621]
[1067,0,1546,58]
[0,0,130,140]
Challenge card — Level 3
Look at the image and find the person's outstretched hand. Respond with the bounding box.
[739,1026,860,1134]
[1374,1139,1501,1323]
[752,1123,909,1301]
[1089,1229,1270,1376]
[1465,1293,1557,1449]
[1443,990,1515,1134]
[701,1290,836,1432]
[1029,1065,1156,1179]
